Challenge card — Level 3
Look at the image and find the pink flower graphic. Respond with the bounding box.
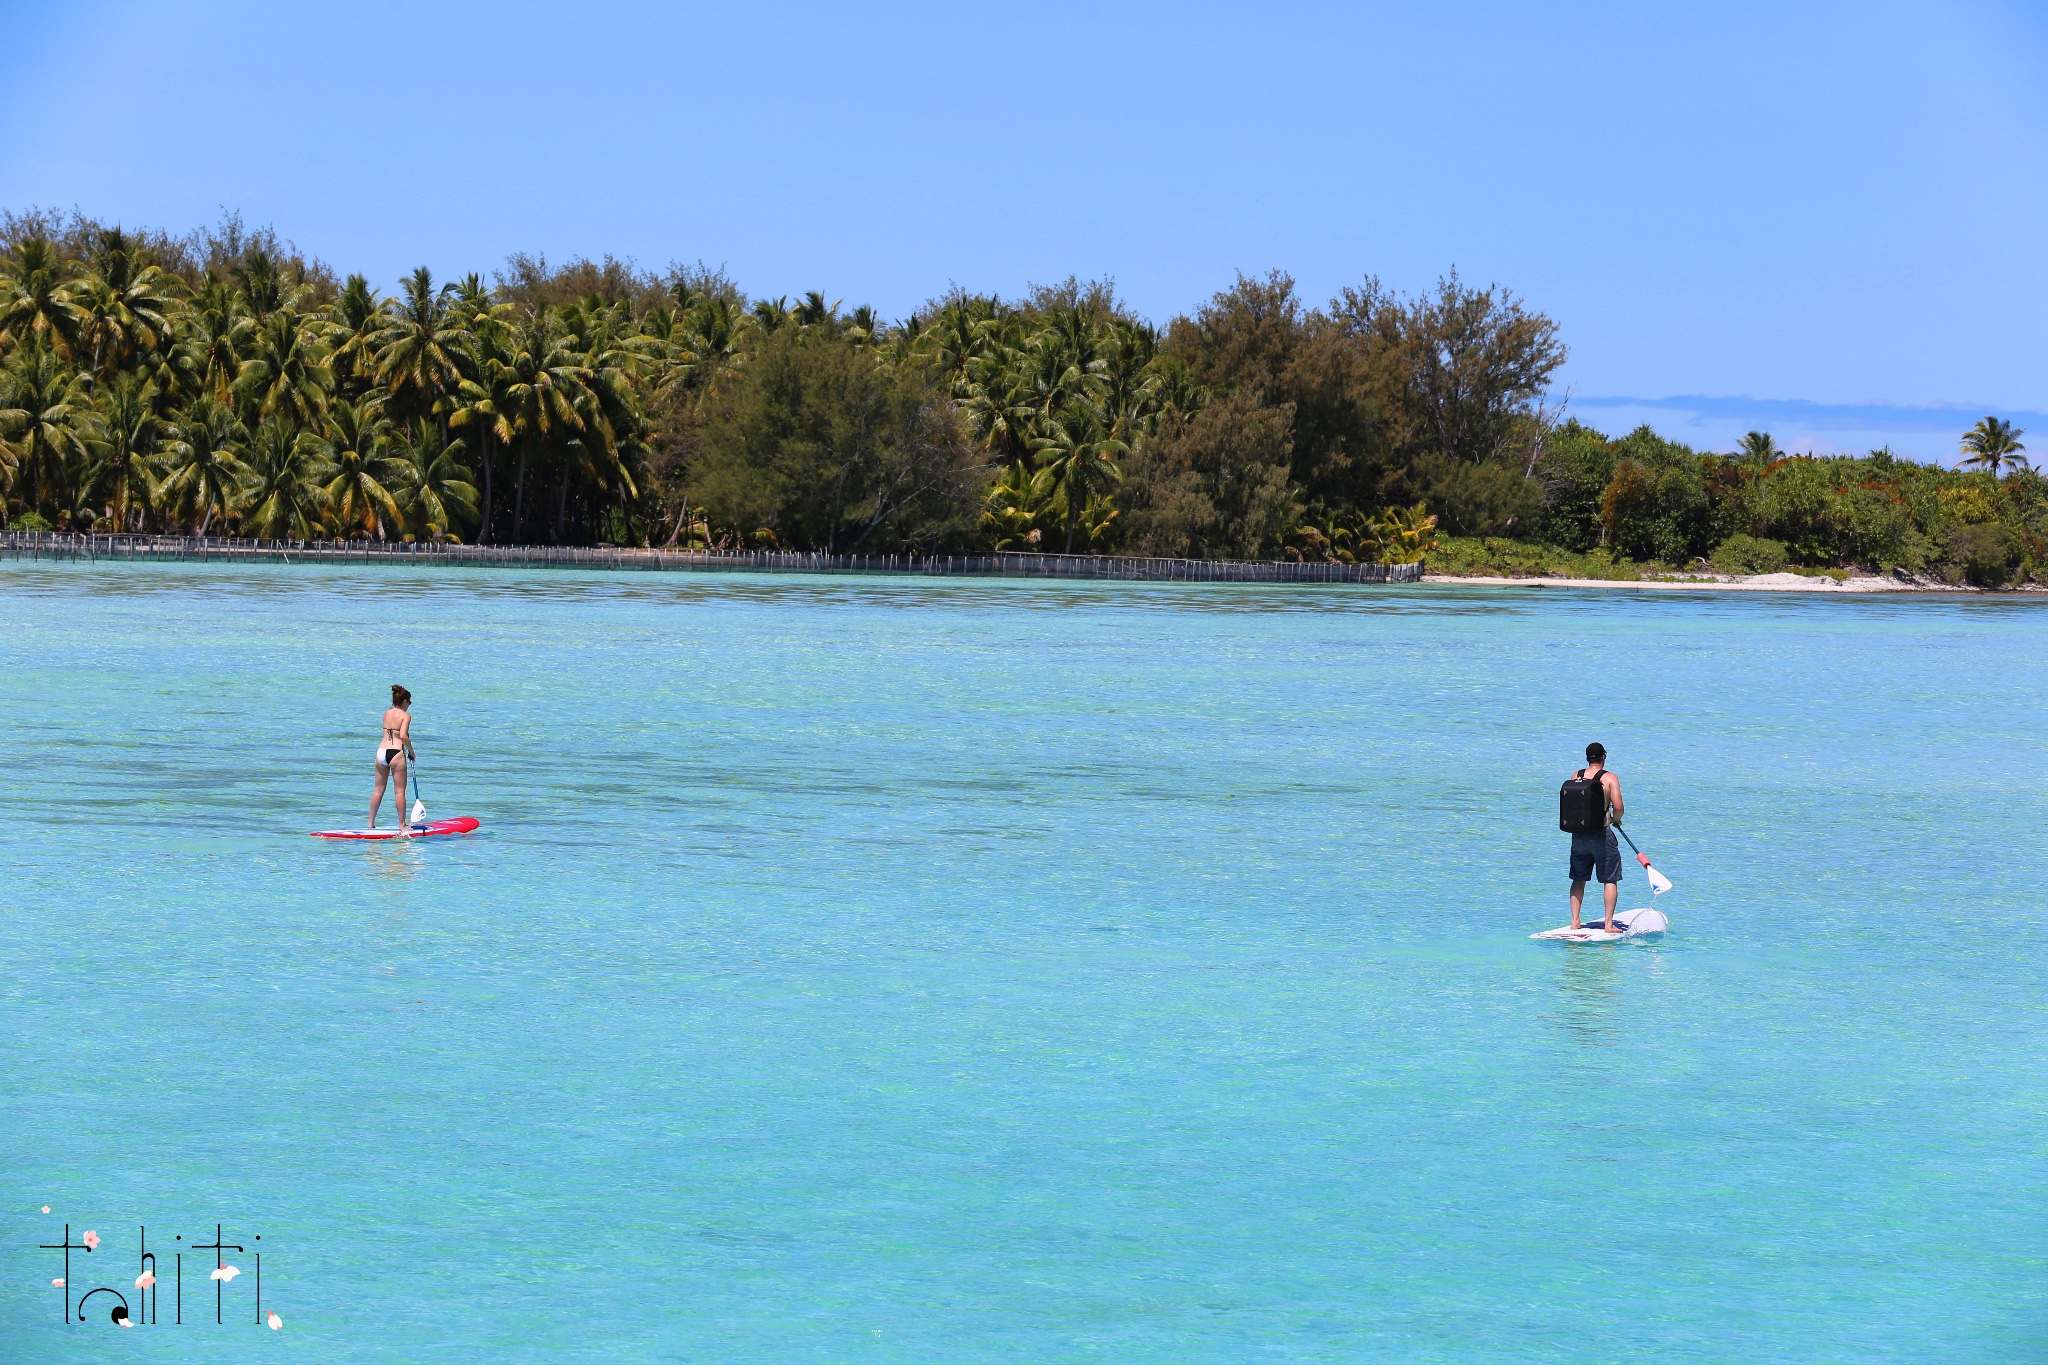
[135,1271,156,1290]
[267,1311,283,1330]
[39,1205,49,1214]
[51,1278,64,1288]
[81,1231,99,1251]
[210,1265,240,1282]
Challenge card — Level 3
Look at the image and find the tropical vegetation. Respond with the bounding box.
[2,210,2040,584]
[1498,420,2047,586]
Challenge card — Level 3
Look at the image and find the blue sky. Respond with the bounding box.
[3,0,2043,461]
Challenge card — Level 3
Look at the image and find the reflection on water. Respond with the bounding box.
[1555,943,1624,1047]
[361,839,424,881]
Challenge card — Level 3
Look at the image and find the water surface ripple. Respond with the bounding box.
[3,564,2044,1363]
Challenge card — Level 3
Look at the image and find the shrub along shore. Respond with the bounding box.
[1430,424,2046,589]
[2,209,2039,587]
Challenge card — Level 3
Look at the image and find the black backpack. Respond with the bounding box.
[1559,768,1610,834]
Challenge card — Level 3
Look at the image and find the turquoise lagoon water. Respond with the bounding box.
[3,562,2045,1363]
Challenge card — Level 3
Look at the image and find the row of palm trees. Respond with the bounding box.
[3,228,1463,559]
[1736,421,2029,477]
[908,297,1194,552]
[0,230,665,542]
[1,224,1243,548]
[0,227,1283,555]
[5,340,476,537]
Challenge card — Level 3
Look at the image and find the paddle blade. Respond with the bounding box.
[1647,864,1674,895]
[410,798,426,823]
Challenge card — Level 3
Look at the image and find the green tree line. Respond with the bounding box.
[2,209,2036,581]
[1497,419,2044,586]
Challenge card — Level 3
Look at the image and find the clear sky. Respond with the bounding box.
[4,0,2044,460]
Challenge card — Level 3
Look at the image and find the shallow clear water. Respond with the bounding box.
[3,563,2045,1363]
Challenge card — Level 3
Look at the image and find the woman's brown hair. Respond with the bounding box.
[391,685,412,708]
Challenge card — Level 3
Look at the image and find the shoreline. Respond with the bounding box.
[0,532,1421,585]
[3,531,2038,595]
[1418,571,2044,594]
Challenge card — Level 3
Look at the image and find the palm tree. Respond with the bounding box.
[187,273,252,403]
[914,299,996,384]
[1031,402,1124,552]
[159,398,250,534]
[233,309,332,427]
[1074,492,1120,549]
[656,296,747,401]
[980,456,1053,549]
[959,348,1035,464]
[1959,417,2027,476]
[1027,307,1107,421]
[551,301,647,542]
[447,291,534,544]
[0,340,97,520]
[76,228,177,379]
[0,418,17,508]
[325,273,388,397]
[240,416,330,540]
[667,279,704,314]
[751,296,792,334]
[794,291,840,328]
[1735,431,1780,462]
[844,304,880,346]
[230,248,301,321]
[1361,504,1440,564]
[449,344,512,543]
[496,316,587,542]
[1150,356,1203,417]
[387,418,477,542]
[309,398,401,538]
[1096,320,1163,447]
[86,371,164,531]
[0,236,87,361]
[374,267,473,429]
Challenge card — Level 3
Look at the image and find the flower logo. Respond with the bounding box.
[267,1311,283,1330]
[209,1264,240,1282]
[81,1231,100,1251]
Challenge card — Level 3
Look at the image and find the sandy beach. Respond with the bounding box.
[1420,570,2046,594]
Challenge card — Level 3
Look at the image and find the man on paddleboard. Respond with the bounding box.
[1564,742,1624,933]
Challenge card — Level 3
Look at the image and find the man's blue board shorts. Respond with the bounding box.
[1570,828,1623,884]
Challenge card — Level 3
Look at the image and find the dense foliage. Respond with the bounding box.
[1528,422,2047,585]
[2,210,2034,582]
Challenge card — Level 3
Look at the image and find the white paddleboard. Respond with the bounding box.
[1532,907,1668,942]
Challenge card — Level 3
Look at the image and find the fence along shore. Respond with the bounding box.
[0,531,1425,584]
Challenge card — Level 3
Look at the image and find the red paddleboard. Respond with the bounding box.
[311,817,481,841]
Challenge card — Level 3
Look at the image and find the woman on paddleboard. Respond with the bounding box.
[369,685,414,834]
